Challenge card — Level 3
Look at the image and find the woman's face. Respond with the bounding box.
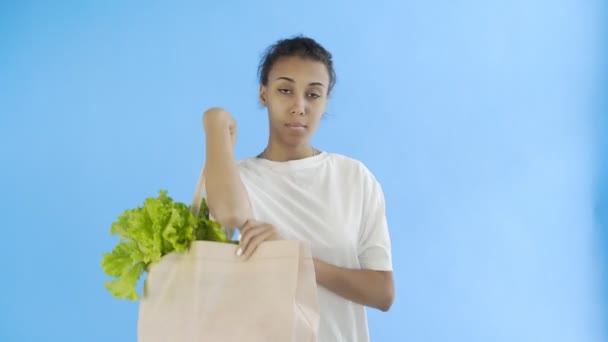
[259,56,330,148]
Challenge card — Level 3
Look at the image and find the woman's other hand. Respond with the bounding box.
[236,220,281,260]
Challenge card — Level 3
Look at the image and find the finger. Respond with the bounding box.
[242,228,275,260]
[236,220,253,243]
[236,221,262,256]
[239,219,257,236]
[239,224,268,251]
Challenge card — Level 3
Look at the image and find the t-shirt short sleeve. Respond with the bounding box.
[357,166,393,271]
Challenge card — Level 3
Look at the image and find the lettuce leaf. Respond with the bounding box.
[101,190,197,300]
[104,262,145,301]
[102,190,235,300]
[193,197,233,243]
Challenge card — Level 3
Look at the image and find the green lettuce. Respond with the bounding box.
[101,189,231,300]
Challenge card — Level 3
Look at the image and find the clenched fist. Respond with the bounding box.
[203,107,237,148]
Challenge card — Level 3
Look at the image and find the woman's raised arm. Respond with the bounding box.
[202,107,252,229]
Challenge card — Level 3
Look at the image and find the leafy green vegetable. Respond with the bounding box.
[101,189,232,300]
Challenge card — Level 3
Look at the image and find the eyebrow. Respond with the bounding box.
[276,76,325,88]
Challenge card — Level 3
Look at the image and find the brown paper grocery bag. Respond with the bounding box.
[137,163,320,342]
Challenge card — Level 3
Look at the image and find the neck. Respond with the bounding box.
[260,142,317,162]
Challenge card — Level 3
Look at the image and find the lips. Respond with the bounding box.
[285,123,306,128]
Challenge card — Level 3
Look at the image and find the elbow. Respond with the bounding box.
[218,215,247,230]
[377,277,395,312]
[378,290,395,312]
[205,185,252,229]
[207,205,249,229]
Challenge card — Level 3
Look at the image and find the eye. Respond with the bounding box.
[308,93,321,99]
[278,88,292,94]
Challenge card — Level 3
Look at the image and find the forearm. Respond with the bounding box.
[313,259,395,312]
[204,124,251,228]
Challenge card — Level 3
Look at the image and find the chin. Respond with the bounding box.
[280,134,310,147]
[271,125,312,145]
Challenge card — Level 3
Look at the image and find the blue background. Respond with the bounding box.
[1,1,606,341]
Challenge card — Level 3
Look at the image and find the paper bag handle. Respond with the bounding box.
[191,163,238,240]
[191,163,207,218]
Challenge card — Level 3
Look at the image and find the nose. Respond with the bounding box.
[290,96,306,116]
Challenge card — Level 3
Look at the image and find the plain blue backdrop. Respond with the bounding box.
[1,1,606,341]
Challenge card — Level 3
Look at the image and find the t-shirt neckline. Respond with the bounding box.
[246,151,330,171]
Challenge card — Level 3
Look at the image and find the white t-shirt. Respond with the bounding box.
[237,151,393,342]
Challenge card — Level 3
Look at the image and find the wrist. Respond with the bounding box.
[313,258,328,284]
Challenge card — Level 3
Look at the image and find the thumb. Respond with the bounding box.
[230,127,237,146]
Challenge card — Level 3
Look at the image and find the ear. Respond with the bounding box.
[259,85,267,106]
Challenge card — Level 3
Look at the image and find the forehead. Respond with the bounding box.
[268,56,330,85]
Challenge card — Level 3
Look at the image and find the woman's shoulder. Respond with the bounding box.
[327,152,376,175]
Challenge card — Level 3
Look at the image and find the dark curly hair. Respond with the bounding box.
[258,35,336,95]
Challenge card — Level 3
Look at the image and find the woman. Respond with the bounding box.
[203,35,394,342]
